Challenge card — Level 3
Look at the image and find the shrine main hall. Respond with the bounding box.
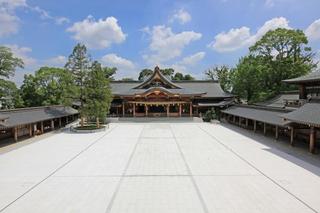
[109,66,233,117]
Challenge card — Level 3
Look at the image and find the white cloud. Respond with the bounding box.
[143,25,202,64]
[306,19,320,41]
[180,52,206,65]
[0,11,19,37]
[67,16,126,49]
[0,0,69,37]
[5,44,37,67]
[170,9,192,24]
[101,54,135,70]
[208,27,251,52]
[44,55,67,66]
[209,17,291,52]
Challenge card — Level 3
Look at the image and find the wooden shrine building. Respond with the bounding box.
[109,66,233,117]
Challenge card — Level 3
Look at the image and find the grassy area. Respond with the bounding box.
[74,125,105,130]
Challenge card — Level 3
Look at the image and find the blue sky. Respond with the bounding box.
[1,0,319,85]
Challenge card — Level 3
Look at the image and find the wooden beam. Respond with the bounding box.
[59,118,62,127]
[189,103,193,117]
[290,127,294,146]
[122,103,125,117]
[179,104,182,117]
[263,123,267,135]
[275,126,279,140]
[167,105,170,117]
[309,127,316,154]
[253,120,257,132]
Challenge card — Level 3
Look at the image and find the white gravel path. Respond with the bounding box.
[0,122,319,213]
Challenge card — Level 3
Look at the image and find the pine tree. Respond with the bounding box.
[84,61,112,128]
[65,44,91,126]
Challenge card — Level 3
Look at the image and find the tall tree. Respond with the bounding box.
[249,28,315,93]
[138,69,153,81]
[20,67,76,107]
[160,68,174,78]
[205,65,231,92]
[172,72,195,80]
[103,67,117,80]
[0,79,23,109]
[0,46,24,79]
[0,46,24,109]
[65,44,91,126]
[84,61,112,127]
[231,56,264,103]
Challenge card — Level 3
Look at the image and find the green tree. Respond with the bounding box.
[65,43,91,126]
[138,69,153,81]
[103,67,117,80]
[0,46,24,79]
[172,72,195,80]
[0,79,23,109]
[121,77,134,81]
[84,61,112,128]
[249,28,315,93]
[231,56,265,103]
[160,68,174,78]
[205,65,231,92]
[0,46,24,109]
[20,67,76,107]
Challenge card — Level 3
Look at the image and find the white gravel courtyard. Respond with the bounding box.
[0,122,319,213]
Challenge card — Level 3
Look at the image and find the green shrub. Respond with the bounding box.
[202,109,217,122]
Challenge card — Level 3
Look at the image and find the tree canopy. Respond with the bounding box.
[205,65,231,92]
[20,67,76,107]
[231,28,316,103]
[0,46,24,79]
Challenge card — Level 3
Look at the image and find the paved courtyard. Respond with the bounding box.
[0,122,319,213]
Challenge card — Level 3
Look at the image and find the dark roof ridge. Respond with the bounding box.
[0,105,70,113]
[236,104,293,113]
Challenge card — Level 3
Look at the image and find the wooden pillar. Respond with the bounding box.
[290,127,294,146]
[275,126,279,140]
[189,103,193,117]
[145,105,148,117]
[41,121,44,134]
[233,115,236,123]
[309,127,316,153]
[245,118,248,128]
[59,118,62,127]
[13,127,18,142]
[66,116,69,124]
[167,105,170,117]
[179,104,182,117]
[51,119,54,130]
[253,120,257,132]
[299,84,307,99]
[133,104,136,117]
[239,117,241,126]
[29,124,33,137]
[122,103,125,117]
[263,123,267,135]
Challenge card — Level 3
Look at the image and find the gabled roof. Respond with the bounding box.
[255,91,299,108]
[110,80,232,98]
[0,106,78,128]
[282,103,320,127]
[222,105,292,127]
[283,71,320,84]
[133,66,181,89]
